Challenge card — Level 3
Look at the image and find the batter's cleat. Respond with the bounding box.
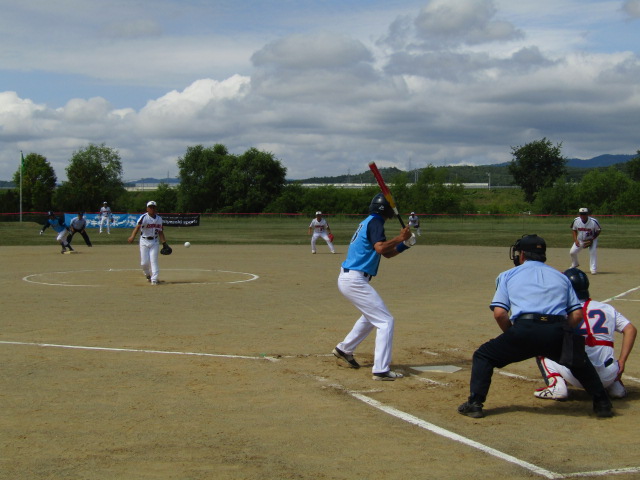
[457,401,485,418]
[593,400,613,418]
[533,377,568,400]
[372,370,404,381]
[332,347,360,369]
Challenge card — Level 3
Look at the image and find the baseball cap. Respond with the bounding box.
[103,201,108,204]
[315,211,322,215]
[410,211,416,215]
[578,207,589,214]
[517,234,546,254]
[147,201,157,207]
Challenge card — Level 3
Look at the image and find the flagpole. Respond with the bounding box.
[19,151,23,222]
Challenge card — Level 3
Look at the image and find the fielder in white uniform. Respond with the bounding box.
[332,194,414,381]
[408,211,421,236]
[127,201,166,285]
[99,201,112,234]
[308,211,335,254]
[570,207,601,274]
[535,268,637,400]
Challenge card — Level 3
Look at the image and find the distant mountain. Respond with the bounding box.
[565,154,636,168]
[491,154,636,169]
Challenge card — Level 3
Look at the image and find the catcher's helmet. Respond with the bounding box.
[564,267,590,300]
[369,193,393,218]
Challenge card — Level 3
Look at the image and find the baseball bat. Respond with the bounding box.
[368,161,406,228]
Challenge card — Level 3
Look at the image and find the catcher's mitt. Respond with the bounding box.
[160,242,173,255]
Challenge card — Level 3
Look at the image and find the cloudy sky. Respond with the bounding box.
[1,0,639,182]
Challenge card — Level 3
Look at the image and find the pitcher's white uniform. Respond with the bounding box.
[308,212,335,254]
[538,298,631,398]
[99,202,112,234]
[135,212,163,283]
[570,209,601,274]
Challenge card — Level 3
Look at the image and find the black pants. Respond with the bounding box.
[469,318,608,404]
[68,230,92,247]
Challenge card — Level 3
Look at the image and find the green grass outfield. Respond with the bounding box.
[2,214,639,249]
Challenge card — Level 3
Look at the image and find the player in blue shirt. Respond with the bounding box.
[40,211,74,254]
[458,234,612,418]
[332,193,415,381]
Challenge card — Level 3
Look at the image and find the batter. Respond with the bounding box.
[333,193,414,380]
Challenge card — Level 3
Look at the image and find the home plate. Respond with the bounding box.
[410,365,462,373]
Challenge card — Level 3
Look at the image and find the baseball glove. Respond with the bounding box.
[328,233,334,242]
[160,242,173,255]
[583,240,593,248]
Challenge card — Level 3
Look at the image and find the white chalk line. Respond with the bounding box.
[0,340,279,362]
[3,340,639,477]
[22,268,259,287]
[323,379,640,479]
[601,286,640,303]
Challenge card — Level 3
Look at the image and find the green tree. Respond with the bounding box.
[54,143,125,212]
[577,167,632,213]
[154,182,178,212]
[220,148,287,213]
[177,144,228,212]
[532,181,577,214]
[624,150,640,182]
[509,138,567,203]
[12,153,57,212]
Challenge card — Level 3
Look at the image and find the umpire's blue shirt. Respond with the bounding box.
[490,261,581,323]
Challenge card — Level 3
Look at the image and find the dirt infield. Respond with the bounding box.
[2,243,639,479]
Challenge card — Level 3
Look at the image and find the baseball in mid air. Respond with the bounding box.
[184,242,191,248]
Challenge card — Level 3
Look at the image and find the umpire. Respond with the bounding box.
[458,234,612,419]
[68,212,93,247]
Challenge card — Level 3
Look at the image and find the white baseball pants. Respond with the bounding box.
[311,232,335,253]
[336,269,394,374]
[570,239,598,273]
[99,216,110,233]
[139,239,160,283]
[538,356,625,397]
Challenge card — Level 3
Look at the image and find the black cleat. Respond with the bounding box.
[593,401,613,418]
[457,401,485,418]
[332,347,360,369]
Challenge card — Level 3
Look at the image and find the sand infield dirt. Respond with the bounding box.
[1,244,639,479]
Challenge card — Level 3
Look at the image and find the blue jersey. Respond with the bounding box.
[43,217,68,233]
[342,214,386,276]
[490,260,581,322]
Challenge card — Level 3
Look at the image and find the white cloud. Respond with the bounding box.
[622,0,640,18]
[0,0,639,184]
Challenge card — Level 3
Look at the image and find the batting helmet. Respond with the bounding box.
[564,267,590,300]
[369,193,393,218]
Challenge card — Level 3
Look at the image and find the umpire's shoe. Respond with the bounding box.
[332,347,360,369]
[457,400,485,418]
[593,399,613,418]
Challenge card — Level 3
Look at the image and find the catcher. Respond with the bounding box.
[127,200,171,285]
